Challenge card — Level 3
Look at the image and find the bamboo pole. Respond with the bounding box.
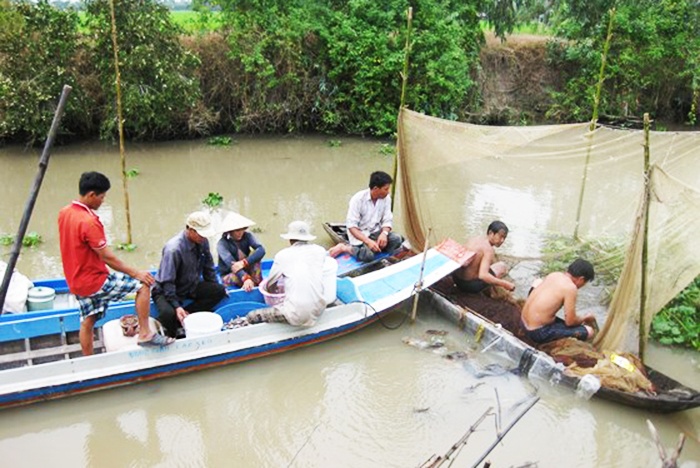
[573,8,616,240]
[109,0,133,245]
[590,8,616,131]
[0,85,72,313]
[391,6,413,211]
[469,397,540,468]
[639,113,651,361]
[410,228,431,322]
[418,407,492,468]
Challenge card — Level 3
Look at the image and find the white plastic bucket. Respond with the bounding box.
[184,312,224,338]
[322,256,338,305]
[26,286,56,311]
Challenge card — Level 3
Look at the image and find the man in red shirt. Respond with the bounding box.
[58,172,174,355]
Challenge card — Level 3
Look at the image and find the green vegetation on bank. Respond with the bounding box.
[1,0,698,144]
[651,276,700,351]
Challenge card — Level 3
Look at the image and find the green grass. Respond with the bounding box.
[480,20,552,37]
[170,10,223,34]
[76,10,223,34]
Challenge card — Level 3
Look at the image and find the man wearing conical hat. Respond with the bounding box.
[216,212,266,292]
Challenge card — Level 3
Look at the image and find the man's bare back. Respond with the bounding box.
[521,260,596,341]
[521,272,578,329]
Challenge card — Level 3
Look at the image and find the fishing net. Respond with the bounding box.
[397,109,700,353]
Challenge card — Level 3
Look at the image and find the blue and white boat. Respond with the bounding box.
[1,247,396,323]
[0,240,473,409]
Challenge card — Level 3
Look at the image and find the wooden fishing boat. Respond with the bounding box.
[323,222,349,245]
[425,286,700,413]
[0,240,472,409]
[322,221,408,262]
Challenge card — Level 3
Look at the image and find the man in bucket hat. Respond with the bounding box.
[216,212,266,292]
[152,211,228,337]
[241,220,330,327]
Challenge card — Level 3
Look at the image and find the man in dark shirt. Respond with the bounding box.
[152,211,228,337]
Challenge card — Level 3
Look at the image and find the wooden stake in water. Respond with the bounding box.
[109,0,133,245]
[410,228,431,322]
[573,8,616,240]
[391,6,413,211]
[639,112,651,362]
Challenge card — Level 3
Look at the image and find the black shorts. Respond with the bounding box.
[523,317,589,344]
[452,268,495,294]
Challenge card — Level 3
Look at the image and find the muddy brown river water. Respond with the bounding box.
[0,136,698,467]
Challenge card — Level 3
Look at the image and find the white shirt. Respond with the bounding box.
[268,242,327,327]
[345,188,393,246]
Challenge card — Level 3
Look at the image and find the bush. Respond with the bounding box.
[83,0,203,140]
[546,0,700,123]
[0,0,91,144]
[650,276,700,350]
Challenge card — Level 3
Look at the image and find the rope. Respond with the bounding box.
[351,300,409,330]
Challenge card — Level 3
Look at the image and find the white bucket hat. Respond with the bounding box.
[219,212,256,233]
[280,220,316,241]
[186,211,216,238]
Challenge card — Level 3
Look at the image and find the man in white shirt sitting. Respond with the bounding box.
[245,221,329,327]
[330,171,403,263]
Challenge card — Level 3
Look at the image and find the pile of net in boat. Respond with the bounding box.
[539,338,654,394]
[397,109,700,353]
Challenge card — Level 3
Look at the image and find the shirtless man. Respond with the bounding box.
[521,258,596,344]
[452,221,515,293]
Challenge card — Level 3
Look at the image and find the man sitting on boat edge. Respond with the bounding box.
[521,258,597,344]
[152,211,228,338]
[451,220,515,295]
[329,171,403,262]
[58,171,175,355]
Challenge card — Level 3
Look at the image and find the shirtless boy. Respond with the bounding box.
[521,258,596,344]
[452,221,515,293]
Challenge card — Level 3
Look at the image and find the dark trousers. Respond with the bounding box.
[154,281,227,337]
[352,230,403,263]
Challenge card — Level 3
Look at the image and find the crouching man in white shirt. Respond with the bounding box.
[245,221,330,327]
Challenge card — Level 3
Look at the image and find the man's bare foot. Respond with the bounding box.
[585,325,596,341]
[328,243,352,258]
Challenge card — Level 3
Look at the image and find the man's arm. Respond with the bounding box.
[216,239,235,274]
[477,249,514,291]
[562,286,593,326]
[201,242,218,283]
[94,246,154,286]
[155,247,182,308]
[245,233,266,265]
[348,226,381,253]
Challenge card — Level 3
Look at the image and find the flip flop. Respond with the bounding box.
[138,333,175,348]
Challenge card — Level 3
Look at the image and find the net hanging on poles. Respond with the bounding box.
[396,108,700,353]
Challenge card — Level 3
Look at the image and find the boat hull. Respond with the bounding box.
[425,288,700,413]
[0,243,466,409]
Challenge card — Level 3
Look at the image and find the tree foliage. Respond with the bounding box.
[0,0,87,144]
[546,0,700,123]
[83,0,202,140]
[651,276,700,350]
[204,0,483,135]
[0,0,699,142]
